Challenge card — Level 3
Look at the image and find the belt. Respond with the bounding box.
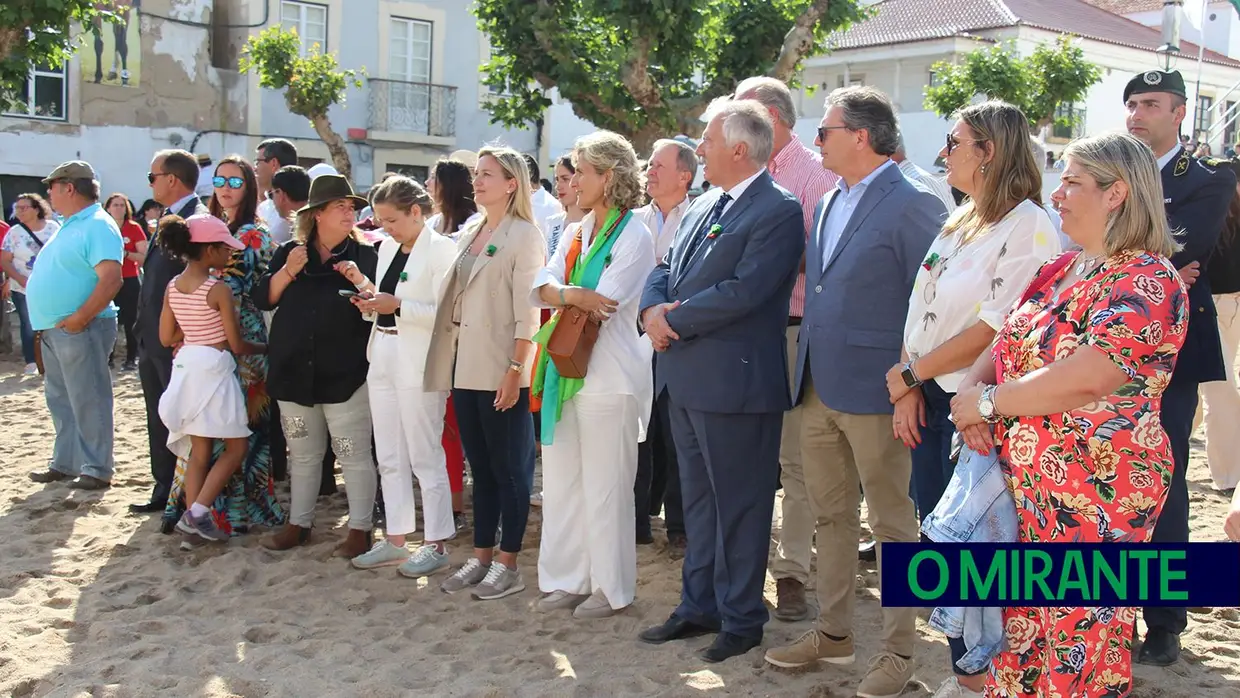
[788,317,802,327]
[376,326,398,335]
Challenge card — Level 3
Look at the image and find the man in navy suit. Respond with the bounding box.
[1124,69,1236,666]
[637,98,805,663]
[763,87,944,697]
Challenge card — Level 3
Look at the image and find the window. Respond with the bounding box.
[281,1,328,56]
[837,73,865,88]
[3,64,67,120]
[387,163,429,183]
[386,18,433,132]
[1052,102,1086,140]
[1225,101,1238,146]
[1196,95,1214,137]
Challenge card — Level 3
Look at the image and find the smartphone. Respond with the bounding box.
[337,289,359,299]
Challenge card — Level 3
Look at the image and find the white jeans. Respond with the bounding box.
[1202,293,1240,490]
[368,332,453,541]
[538,392,639,608]
[280,384,376,530]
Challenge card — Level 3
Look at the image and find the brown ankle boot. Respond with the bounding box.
[262,524,310,551]
[333,528,373,558]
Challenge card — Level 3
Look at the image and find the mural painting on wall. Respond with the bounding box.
[81,1,142,88]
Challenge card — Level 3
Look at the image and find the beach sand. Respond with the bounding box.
[1,357,1238,697]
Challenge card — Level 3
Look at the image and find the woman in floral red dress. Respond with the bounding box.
[951,132,1188,697]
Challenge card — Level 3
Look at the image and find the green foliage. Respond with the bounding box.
[0,0,120,98]
[239,25,363,120]
[475,0,866,146]
[925,35,1101,133]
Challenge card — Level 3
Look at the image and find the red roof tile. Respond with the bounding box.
[1081,0,1164,14]
[826,0,1240,68]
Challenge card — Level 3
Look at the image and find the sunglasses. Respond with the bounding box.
[147,171,171,184]
[945,133,986,155]
[214,175,245,190]
[817,125,849,141]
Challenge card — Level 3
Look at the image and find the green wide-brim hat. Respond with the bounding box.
[297,174,369,214]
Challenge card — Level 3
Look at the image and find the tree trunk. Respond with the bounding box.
[310,112,353,182]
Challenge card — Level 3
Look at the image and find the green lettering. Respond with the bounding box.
[1129,550,1158,601]
[962,550,1004,602]
[1092,550,1126,601]
[1159,551,1188,602]
[1058,550,1091,602]
[1010,547,1020,601]
[1024,550,1055,602]
[909,551,949,600]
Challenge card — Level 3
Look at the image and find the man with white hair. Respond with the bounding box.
[638,98,805,663]
[734,75,839,623]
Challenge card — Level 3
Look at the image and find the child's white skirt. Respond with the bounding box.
[158,345,251,460]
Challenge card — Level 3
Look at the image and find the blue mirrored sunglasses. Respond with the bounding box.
[213,175,244,190]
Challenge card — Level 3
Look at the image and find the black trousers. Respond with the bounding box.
[115,276,140,364]
[138,352,176,503]
[1144,373,1197,635]
[635,385,684,537]
[454,388,535,553]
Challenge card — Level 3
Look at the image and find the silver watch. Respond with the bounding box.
[977,385,1000,424]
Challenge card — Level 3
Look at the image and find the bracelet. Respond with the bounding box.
[283,267,296,281]
[354,277,371,291]
[508,359,522,372]
[558,287,567,306]
[908,360,923,386]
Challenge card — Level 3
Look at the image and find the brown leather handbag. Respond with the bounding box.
[545,306,599,379]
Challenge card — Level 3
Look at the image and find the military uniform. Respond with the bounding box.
[1126,69,1236,663]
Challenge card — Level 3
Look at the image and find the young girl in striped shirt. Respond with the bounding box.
[157,214,266,543]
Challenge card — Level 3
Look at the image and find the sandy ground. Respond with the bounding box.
[1,357,1239,698]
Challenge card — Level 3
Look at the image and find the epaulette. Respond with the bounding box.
[1201,157,1227,172]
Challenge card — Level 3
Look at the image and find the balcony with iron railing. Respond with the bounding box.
[367,78,457,144]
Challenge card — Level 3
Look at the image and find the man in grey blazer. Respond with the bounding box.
[637,98,805,663]
[763,87,945,698]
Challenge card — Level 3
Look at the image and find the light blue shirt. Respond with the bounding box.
[818,159,896,270]
[25,203,124,331]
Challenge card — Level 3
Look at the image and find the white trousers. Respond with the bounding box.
[538,392,639,608]
[281,383,376,531]
[368,332,454,540]
[1201,293,1240,490]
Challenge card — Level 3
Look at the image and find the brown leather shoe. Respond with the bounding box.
[667,532,687,560]
[773,578,811,622]
[70,475,111,490]
[262,524,311,551]
[29,468,72,483]
[333,528,373,558]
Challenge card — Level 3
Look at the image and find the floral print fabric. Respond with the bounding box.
[986,250,1187,697]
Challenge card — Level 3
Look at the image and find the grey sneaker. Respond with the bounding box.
[175,512,196,535]
[572,589,619,619]
[351,540,410,570]
[440,558,488,594]
[537,590,589,613]
[189,511,227,542]
[398,544,450,578]
[471,561,525,600]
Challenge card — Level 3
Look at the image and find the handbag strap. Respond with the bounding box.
[15,222,43,249]
[1019,251,1074,306]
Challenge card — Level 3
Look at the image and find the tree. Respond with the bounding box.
[0,1,121,97]
[924,35,1102,135]
[240,26,363,180]
[475,0,867,153]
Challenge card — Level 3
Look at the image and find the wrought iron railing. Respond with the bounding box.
[368,79,457,137]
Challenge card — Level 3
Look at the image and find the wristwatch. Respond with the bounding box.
[900,362,922,388]
[507,359,522,373]
[978,385,1000,424]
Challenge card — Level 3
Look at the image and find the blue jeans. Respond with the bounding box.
[454,388,534,553]
[11,292,36,364]
[910,379,955,530]
[41,317,118,481]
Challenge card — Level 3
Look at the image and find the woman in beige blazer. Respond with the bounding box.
[425,146,544,601]
[345,176,460,578]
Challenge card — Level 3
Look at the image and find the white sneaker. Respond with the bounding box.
[537,590,588,612]
[23,363,38,376]
[350,540,410,570]
[932,676,984,698]
[530,491,543,507]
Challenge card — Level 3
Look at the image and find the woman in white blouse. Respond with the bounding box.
[347,176,459,578]
[884,101,1060,698]
[530,131,654,620]
[543,154,586,256]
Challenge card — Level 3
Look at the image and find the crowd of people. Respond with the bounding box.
[8,66,1240,698]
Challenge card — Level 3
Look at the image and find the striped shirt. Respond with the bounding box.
[769,135,839,318]
[168,276,227,345]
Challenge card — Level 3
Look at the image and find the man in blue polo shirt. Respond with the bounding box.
[27,160,124,490]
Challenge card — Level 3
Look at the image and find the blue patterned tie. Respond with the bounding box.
[683,192,732,265]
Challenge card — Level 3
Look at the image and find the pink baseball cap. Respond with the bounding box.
[186,213,245,250]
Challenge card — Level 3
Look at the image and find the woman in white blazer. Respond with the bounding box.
[346,176,460,578]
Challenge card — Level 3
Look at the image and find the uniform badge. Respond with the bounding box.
[1143,71,1162,85]
[1174,152,1190,177]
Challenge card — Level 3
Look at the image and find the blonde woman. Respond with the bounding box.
[345,176,459,577]
[951,132,1187,698]
[530,131,655,619]
[425,146,544,600]
[888,101,1060,698]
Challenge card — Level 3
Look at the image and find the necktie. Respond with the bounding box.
[683,192,732,265]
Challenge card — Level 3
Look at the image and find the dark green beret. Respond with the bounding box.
[1123,70,1187,102]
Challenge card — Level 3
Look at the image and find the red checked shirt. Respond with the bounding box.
[768,135,838,318]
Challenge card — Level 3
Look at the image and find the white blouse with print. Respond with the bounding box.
[903,198,1061,393]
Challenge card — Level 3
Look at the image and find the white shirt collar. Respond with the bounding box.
[1156,146,1182,172]
[168,192,199,215]
[723,169,764,202]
